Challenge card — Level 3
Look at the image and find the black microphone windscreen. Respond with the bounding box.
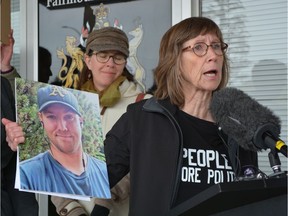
[210,87,281,151]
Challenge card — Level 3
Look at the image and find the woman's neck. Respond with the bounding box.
[182,90,214,122]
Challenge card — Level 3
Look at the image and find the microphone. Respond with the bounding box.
[210,87,287,157]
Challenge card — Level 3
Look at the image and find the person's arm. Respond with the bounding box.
[91,112,132,216]
[51,196,88,216]
[104,112,131,188]
[1,77,16,167]
[1,29,14,72]
[1,29,20,95]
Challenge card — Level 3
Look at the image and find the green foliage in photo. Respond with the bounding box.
[16,78,105,162]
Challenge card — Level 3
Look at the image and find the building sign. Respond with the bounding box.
[39,0,136,10]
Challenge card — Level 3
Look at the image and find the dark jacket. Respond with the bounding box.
[104,97,258,216]
[1,76,39,216]
[1,77,16,169]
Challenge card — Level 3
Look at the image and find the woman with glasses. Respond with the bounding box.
[50,27,151,215]
[96,17,258,215]
[3,26,150,216]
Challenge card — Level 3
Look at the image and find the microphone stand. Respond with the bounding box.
[268,149,287,178]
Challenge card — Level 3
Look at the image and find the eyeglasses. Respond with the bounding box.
[92,52,127,65]
[182,42,228,57]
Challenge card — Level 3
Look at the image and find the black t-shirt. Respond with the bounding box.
[175,109,235,205]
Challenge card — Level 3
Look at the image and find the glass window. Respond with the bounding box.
[11,0,20,72]
[202,0,287,175]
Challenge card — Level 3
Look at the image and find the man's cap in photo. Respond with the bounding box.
[37,85,81,116]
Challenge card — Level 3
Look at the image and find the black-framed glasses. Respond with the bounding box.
[92,51,127,65]
[182,42,228,57]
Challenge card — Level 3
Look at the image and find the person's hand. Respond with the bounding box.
[1,118,25,151]
[81,27,89,39]
[0,29,14,71]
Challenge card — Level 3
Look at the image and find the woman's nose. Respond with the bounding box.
[106,56,116,66]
